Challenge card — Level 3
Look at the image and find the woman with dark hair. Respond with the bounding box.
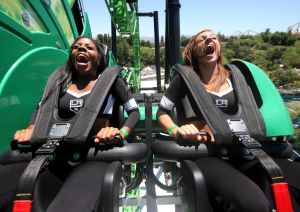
[0,36,140,211]
[157,29,300,212]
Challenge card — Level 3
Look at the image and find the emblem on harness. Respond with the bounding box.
[70,99,83,113]
[216,99,228,110]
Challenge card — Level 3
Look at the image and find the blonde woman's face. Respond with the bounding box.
[193,30,221,64]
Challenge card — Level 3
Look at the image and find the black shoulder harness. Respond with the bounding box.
[173,64,266,144]
[31,65,123,147]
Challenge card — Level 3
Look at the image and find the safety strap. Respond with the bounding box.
[13,66,123,212]
[173,64,293,212]
[173,64,266,144]
[238,136,293,212]
[13,155,48,212]
[31,65,123,146]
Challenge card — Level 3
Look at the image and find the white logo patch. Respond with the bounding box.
[70,99,83,113]
[215,99,228,111]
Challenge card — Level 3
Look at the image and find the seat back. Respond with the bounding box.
[232,60,294,137]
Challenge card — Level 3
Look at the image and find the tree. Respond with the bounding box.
[180,35,190,47]
[141,40,152,48]
[160,36,165,47]
[270,69,299,88]
[116,38,132,66]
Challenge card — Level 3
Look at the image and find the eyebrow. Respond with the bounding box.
[199,33,217,37]
[74,42,95,47]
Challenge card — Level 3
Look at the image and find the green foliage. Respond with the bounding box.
[140,46,155,65]
[141,40,152,48]
[220,31,300,90]
[97,33,112,49]
[180,35,190,47]
[283,41,300,68]
[269,69,299,87]
[117,38,132,66]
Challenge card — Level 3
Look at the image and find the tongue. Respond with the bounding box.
[204,46,215,55]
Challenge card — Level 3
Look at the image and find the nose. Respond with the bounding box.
[78,46,86,52]
[205,37,213,43]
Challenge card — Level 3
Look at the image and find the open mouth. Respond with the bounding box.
[204,45,215,55]
[76,54,89,65]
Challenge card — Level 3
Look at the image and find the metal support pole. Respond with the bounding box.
[165,0,181,84]
[164,0,170,83]
[137,12,161,92]
[153,11,161,92]
[111,19,117,57]
[144,93,158,212]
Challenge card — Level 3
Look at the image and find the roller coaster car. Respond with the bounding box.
[151,60,297,212]
[0,45,148,212]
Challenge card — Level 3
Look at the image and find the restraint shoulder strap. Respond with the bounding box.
[226,63,266,140]
[174,64,232,144]
[31,65,123,146]
[66,65,123,143]
[173,64,265,144]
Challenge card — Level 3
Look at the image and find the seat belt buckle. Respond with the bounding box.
[13,200,32,212]
[239,135,262,149]
[271,182,293,212]
[227,119,261,148]
[35,139,59,155]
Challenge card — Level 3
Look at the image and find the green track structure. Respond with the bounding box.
[104,0,141,92]
[103,2,142,211]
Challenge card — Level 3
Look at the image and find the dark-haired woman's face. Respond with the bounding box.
[193,30,221,64]
[71,37,99,75]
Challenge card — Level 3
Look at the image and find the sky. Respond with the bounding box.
[82,0,300,38]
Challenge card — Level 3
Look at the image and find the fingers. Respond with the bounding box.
[14,128,33,143]
[94,127,119,144]
[177,124,205,142]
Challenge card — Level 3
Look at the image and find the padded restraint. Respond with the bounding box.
[173,64,266,144]
[173,64,293,212]
[31,65,123,147]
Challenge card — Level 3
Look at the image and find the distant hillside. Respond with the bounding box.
[141,36,154,43]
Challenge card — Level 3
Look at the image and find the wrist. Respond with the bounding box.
[167,124,178,136]
[119,128,129,138]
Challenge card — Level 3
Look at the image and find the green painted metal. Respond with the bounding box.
[122,164,141,212]
[50,0,75,44]
[124,106,158,121]
[232,60,294,137]
[0,0,47,32]
[68,0,76,7]
[0,0,92,153]
[104,0,141,92]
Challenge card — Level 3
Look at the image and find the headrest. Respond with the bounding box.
[98,42,108,68]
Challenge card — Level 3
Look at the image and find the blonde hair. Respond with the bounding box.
[182,29,229,92]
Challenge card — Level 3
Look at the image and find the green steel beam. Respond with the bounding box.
[104,0,141,92]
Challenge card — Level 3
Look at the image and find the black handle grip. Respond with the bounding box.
[176,131,211,146]
[10,140,31,151]
[94,134,126,147]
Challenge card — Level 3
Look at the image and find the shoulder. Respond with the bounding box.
[168,74,186,92]
[111,76,130,97]
[113,76,128,89]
